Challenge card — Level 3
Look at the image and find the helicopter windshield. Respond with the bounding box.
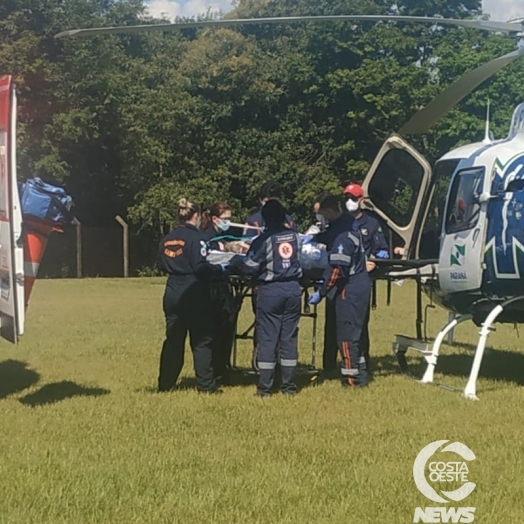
[445,167,485,234]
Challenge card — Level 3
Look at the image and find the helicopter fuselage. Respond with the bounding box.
[424,103,524,324]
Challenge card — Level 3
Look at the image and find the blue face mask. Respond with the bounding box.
[217,219,231,232]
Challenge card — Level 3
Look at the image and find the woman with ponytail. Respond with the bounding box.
[156,198,226,394]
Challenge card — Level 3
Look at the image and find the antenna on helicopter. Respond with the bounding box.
[483,99,492,144]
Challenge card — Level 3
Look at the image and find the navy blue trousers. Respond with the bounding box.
[335,272,371,387]
[158,281,216,393]
[255,281,301,395]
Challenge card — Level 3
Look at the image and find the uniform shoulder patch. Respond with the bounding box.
[337,244,344,254]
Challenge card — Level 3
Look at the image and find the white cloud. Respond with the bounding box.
[483,0,523,21]
[146,0,234,20]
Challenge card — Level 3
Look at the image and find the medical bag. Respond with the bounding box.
[18,177,74,225]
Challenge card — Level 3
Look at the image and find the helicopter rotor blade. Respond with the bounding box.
[400,46,524,135]
[54,15,524,39]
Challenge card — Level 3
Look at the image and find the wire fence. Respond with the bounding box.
[38,219,159,278]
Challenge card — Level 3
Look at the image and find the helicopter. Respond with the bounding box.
[50,13,524,398]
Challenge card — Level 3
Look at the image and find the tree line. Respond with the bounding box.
[1,0,523,244]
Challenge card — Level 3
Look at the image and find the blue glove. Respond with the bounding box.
[301,235,314,245]
[308,291,322,305]
[375,250,389,259]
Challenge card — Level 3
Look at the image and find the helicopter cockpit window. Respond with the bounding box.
[367,149,424,228]
[445,167,485,235]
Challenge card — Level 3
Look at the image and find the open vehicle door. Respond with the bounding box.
[0,76,25,343]
[361,133,433,258]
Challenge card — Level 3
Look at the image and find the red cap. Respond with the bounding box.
[343,183,364,198]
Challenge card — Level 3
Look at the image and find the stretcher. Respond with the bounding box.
[207,250,324,373]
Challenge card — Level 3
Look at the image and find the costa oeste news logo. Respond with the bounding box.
[413,440,476,523]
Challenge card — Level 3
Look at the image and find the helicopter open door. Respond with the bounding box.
[361,133,432,257]
[438,166,487,293]
[0,76,25,343]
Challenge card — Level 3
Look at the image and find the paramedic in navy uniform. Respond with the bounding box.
[237,199,302,397]
[308,218,371,387]
[156,198,226,394]
[343,183,389,376]
[303,194,357,376]
[243,180,295,369]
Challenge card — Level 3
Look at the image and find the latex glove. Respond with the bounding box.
[301,235,314,245]
[375,250,389,259]
[308,291,322,305]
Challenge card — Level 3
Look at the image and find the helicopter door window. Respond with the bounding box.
[445,167,485,234]
[367,148,425,228]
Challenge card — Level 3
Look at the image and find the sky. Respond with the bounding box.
[145,0,523,21]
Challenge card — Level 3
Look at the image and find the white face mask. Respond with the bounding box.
[316,214,326,227]
[345,199,360,213]
[196,217,202,229]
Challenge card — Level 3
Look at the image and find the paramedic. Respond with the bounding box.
[156,198,226,394]
[236,199,302,397]
[200,202,237,384]
[343,183,389,375]
[308,215,371,387]
[305,193,357,376]
[244,181,295,369]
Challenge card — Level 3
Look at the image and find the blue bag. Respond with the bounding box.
[18,177,74,224]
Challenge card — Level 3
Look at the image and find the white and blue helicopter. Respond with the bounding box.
[49,14,524,398]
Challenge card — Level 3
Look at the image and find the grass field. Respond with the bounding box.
[1,277,524,523]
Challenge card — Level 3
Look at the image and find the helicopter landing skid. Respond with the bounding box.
[392,314,473,390]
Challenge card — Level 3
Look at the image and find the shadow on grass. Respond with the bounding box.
[375,342,524,387]
[0,360,40,399]
[19,381,110,407]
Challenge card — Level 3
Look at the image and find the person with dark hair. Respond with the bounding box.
[156,198,226,394]
[235,199,303,397]
[199,201,237,384]
[243,181,296,368]
[305,193,358,377]
[243,181,295,235]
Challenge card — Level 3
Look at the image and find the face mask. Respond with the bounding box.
[196,217,202,229]
[217,219,231,232]
[345,199,360,213]
[316,214,326,228]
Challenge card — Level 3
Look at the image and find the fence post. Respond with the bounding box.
[73,217,82,278]
[115,215,129,278]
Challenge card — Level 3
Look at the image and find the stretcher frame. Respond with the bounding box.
[227,274,322,373]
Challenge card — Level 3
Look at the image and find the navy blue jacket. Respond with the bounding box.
[354,211,388,257]
[157,223,222,283]
[319,228,367,297]
[314,213,358,250]
[241,227,302,283]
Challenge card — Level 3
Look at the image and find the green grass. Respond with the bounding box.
[1,278,524,523]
